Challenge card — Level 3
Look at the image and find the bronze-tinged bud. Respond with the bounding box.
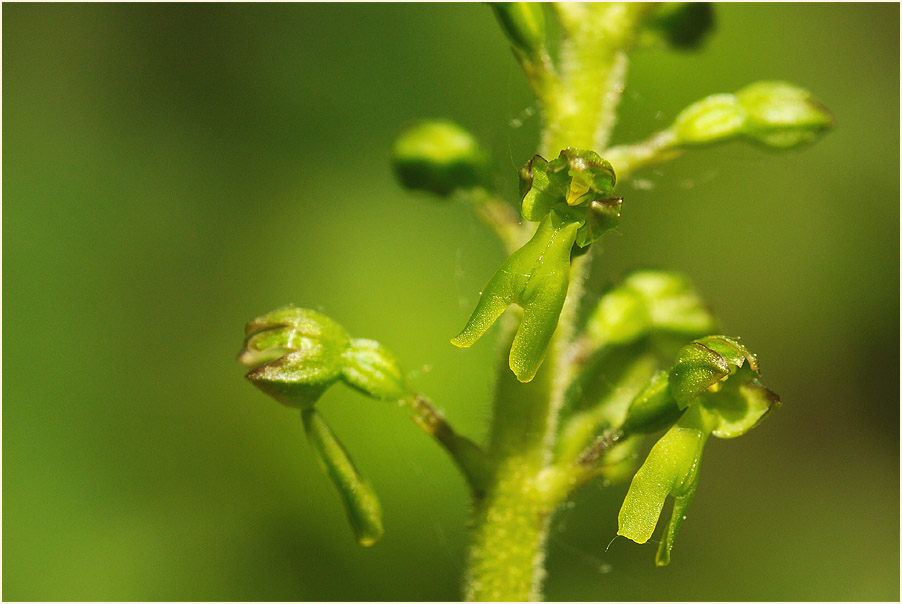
[239,307,351,408]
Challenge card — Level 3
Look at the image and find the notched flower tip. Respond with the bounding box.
[617,404,712,549]
[616,335,780,565]
[451,211,579,382]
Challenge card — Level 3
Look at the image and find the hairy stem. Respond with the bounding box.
[467,188,527,254]
[464,254,592,601]
[603,129,680,180]
[540,3,652,156]
[463,4,650,600]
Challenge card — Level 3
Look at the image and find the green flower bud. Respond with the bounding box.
[625,271,717,337]
[619,334,778,440]
[673,93,746,145]
[239,306,415,407]
[644,2,715,50]
[670,81,832,151]
[239,307,351,408]
[586,286,649,348]
[669,335,756,408]
[736,81,834,149]
[341,338,410,402]
[585,270,717,351]
[301,408,384,547]
[392,120,491,197]
[452,210,578,382]
[491,2,546,58]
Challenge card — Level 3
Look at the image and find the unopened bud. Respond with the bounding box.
[625,271,716,338]
[585,287,649,348]
[585,270,716,350]
[671,81,832,150]
[239,306,413,407]
[342,338,410,402]
[673,93,746,145]
[645,2,715,50]
[392,120,491,197]
[736,81,834,149]
[239,307,350,407]
[491,2,546,58]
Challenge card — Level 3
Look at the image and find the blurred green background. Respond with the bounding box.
[3,3,898,601]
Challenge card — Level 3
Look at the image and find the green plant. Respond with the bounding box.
[237,3,831,601]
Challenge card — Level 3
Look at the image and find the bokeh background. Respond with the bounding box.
[4,3,899,601]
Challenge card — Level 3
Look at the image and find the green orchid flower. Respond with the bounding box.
[238,306,413,547]
[616,335,781,565]
[452,148,622,382]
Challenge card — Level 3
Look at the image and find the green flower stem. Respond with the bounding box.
[465,252,592,601]
[492,2,557,102]
[464,4,655,598]
[466,188,528,253]
[243,3,824,587]
[403,394,494,496]
[603,129,681,180]
[555,342,661,466]
[540,3,653,156]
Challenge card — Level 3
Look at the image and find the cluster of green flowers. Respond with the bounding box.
[238,1,831,567]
